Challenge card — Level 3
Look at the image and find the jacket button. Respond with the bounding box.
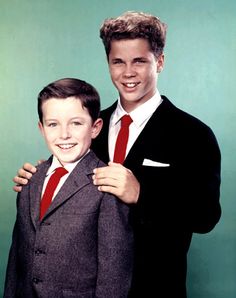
[35,249,43,255]
[32,277,40,284]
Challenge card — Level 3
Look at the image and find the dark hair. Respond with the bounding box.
[38,78,100,123]
[100,11,167,59]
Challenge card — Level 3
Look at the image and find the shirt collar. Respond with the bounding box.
[46,150,90,176]
[111,90,162,128]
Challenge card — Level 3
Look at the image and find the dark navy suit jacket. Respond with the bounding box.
[92,96,221,297]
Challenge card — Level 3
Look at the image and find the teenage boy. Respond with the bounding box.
[13,12,221,297]
[5,78,133,298]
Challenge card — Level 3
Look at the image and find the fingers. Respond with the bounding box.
[12,175,28,193]
[92,162,140,203]
[93,176,120,189]
[92,164,124,191]
[93,163,124,180]
[15,163,37,180]
[95,174,140,204]
[17,168,32,180]
[13,176,29,186]
[12,162,37,192]
[97,185,122,197]
[13,185,23,193]
[93,163,131,186]
[23,163,37,174]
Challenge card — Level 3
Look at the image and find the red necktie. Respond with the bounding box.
[40,167,68,220]
[113,114,133,164]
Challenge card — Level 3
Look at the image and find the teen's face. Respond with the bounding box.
[108,38,164,112]
[38,97,102,165]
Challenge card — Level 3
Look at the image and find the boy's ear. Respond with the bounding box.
[91,118,103,139]
[156,53,164,73]
[38,121,45,136]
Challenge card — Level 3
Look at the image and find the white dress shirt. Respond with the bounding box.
[108,90,163,161]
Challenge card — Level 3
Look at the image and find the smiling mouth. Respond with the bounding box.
[122,82,140,88]
[57,144,77,150]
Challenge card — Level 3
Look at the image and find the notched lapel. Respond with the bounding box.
[29,161,50,228]
[125,97,172,168]
[46,169,91,216]
[29,182,41,229]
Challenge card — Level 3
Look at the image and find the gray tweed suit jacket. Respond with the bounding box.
[4,150,133,298]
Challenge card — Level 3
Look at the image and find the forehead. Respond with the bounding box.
[41,97,88,116]
[109,38,152,57]
[42,97,82,107]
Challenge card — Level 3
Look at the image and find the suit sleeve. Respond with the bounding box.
[4,195,20,298]
[95,193,133,298]
[182,125,221,233]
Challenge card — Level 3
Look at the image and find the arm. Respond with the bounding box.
[95,192,133,297]
[182,126,221,233]
[93,162,140,204]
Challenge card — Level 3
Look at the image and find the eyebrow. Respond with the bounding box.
[110,57,123,62]
[133,57,147,61]
[44,116,85,122]
[110,56,148,62]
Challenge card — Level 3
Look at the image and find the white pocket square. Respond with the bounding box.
[142,158,170,167]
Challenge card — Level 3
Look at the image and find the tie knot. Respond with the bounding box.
[54,167,68,177]
[121,114,133,127]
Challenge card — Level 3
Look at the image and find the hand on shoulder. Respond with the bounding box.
[93,161,140,204]
[12,161,43,192]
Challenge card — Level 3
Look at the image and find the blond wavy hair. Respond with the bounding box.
[100,11,167,58]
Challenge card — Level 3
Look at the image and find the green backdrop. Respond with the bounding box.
[1,0,235,297]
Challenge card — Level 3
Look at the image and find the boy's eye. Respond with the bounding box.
[112,59,123,65]
[134,59,146,64]
[48,122,57,127]
[72,121,81,126]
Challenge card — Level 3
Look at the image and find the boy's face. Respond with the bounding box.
[38,97,102,165]
[108,38,164,112]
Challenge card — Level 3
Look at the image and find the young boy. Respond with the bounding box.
[4,78,133,298]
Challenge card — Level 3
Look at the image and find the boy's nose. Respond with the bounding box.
[123,64,136,77]
[60,126,71,139]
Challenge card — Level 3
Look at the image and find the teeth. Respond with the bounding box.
[124,83,137,88]
[58,144,75,149]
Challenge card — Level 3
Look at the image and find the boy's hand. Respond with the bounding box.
[13,162,40,192]
[93,162,140,204]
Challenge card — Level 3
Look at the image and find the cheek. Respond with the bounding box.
[110,68,119,80]
[84,131,93,143]
[74,127,92,141]
[43,130,57,143]
[144,70,157,84]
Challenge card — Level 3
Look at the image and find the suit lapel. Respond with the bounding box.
[42,151,96,220]
[124,96,174,167]
[29,159,51,228]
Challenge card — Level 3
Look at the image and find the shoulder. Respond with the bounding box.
[160,95,216,136]
[82,150,107,168]
[156,96,221,158]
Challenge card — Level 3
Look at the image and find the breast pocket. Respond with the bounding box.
[141,163,172,184]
